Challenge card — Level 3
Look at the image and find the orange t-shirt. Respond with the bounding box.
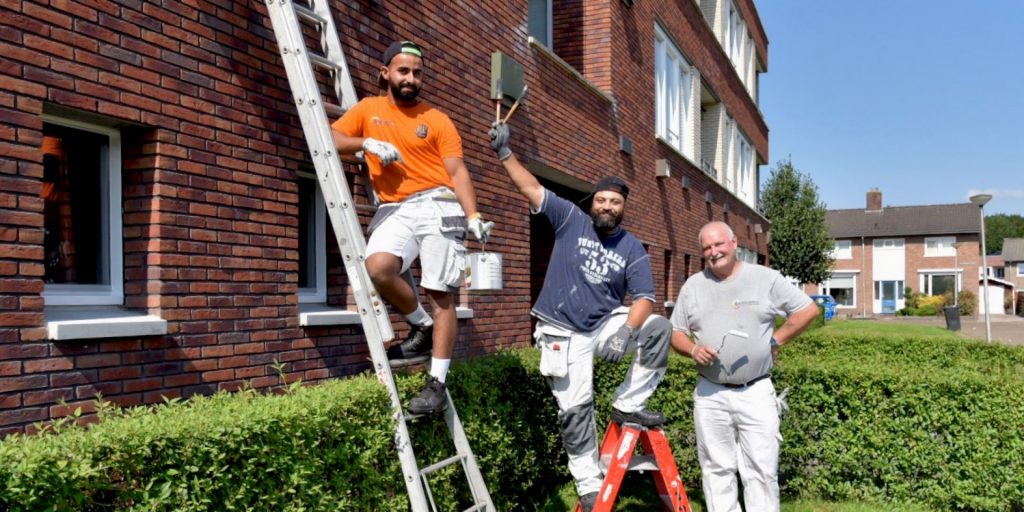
[332,96,463,203]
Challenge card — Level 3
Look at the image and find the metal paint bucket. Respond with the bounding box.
[466,252,503,292]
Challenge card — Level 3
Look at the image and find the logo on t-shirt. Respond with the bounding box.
[370,116,396,128]
[577,237,625,285]
[732,299,760,309]
[416,124,428,138]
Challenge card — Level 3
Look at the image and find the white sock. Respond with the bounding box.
[429,358,451,383]
[405,305,433,327]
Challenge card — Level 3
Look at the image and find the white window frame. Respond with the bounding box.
[822,272,857,308]
[655,24,695,160]
[924,236,956,257]
[918,270,960,296]
[41,116,123,306]
[832,240,853,260]
[297,172,327,304]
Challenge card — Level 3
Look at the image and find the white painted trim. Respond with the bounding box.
[299,304,473,327]
[46,307,166,341]
[41,116,124,306]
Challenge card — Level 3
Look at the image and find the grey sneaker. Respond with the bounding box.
[578,491,598,512]
[407,376,448,415]
[611,407,667,427]
[387,324,433,361]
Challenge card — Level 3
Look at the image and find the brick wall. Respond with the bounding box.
[0,0,769,433]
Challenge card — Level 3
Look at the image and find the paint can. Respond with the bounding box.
[466,252,503,292]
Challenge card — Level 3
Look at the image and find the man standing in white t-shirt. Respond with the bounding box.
[670,221,818,512]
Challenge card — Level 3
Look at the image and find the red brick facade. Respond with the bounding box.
[0,0,768,433]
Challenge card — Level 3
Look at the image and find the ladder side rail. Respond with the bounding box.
[261,3,431,512]
[641,429,691,512]
[442,392,495,510]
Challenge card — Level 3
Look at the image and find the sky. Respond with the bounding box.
[757,1,1023,216]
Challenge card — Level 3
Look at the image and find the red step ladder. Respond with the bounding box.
[576,421,692,512]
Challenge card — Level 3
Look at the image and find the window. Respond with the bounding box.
[874,239,904,249]
[823,273,856,307]
[924,236,956,257]
[41,117,123,306]
[736,247,757,264]
[528,0,552,47]
[920,272,957,296]
[655,24,696,159]
[832,240,852,259]
[1018,262,1024,275]
[297,172,327,304]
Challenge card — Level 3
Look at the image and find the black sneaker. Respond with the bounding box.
[407,376,448,415]
[387,324,433,361]
[578,491,598,512]
[611,407,667,427]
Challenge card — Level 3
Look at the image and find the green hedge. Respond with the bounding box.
[2,330,1023,511]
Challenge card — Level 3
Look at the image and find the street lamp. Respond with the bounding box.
[970,193,992,343]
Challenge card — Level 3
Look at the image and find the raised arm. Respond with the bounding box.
[488,122,544,210]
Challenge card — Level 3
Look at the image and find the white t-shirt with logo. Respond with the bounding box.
[671,263,812,385]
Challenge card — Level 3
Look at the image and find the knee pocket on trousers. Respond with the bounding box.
[636,316,671,369]
[558,401,597,457]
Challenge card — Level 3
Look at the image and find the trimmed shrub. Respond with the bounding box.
[958,290,977,316]
[2,331,1022,511]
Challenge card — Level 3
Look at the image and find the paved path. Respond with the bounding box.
[879,314,1024,346]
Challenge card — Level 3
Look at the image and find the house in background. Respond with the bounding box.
[1000,238,1024,315]
[0,1,770,433]
[805,189,985,317]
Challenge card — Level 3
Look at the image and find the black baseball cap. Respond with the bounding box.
[382,40,423,66]
[593,176,630,199]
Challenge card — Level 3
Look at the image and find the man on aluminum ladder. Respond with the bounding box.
[487,121,672,511]
[332,40,493,415]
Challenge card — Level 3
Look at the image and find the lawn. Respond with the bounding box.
[814,319,961,341]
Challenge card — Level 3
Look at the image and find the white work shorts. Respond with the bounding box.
[365,187,467,293]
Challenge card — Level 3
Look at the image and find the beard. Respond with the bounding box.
[390,81,420,102]
[590,210,623,231]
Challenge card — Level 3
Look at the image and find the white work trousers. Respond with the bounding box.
[543,310,670,496]
[693,376,781,512]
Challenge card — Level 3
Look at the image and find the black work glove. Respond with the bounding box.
[598,325,636,363]
[488,121,512,161]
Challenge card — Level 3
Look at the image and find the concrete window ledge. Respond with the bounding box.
[299,304,474,327]
[45,307,167,341]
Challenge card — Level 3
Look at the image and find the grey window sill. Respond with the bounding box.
[45,306,167,341]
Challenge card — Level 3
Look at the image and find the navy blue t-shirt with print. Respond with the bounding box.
[531,188,656,332]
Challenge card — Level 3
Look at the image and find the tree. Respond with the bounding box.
[984,213,1024,255]
[759,159,834,285]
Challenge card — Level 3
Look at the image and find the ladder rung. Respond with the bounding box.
[309,52,343,73]
[293,4,327,26]
[420,453,467,476]
[355,204,377,213]
[323,101,344,118]
[461,503,488,512]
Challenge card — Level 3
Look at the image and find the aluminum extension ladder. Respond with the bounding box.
[575,421,692,512]
[260,1,494,510]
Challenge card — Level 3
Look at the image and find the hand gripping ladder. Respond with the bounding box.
[575,421,692,512]
[260,1,494,510]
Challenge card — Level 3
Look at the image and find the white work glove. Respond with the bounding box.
[466,213,494,243]
[362,137,402,166]
[776,387,790,416]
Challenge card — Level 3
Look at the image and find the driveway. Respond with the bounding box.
[880,314,1024,346]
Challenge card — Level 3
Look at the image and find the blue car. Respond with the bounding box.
[810,295,836,321]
